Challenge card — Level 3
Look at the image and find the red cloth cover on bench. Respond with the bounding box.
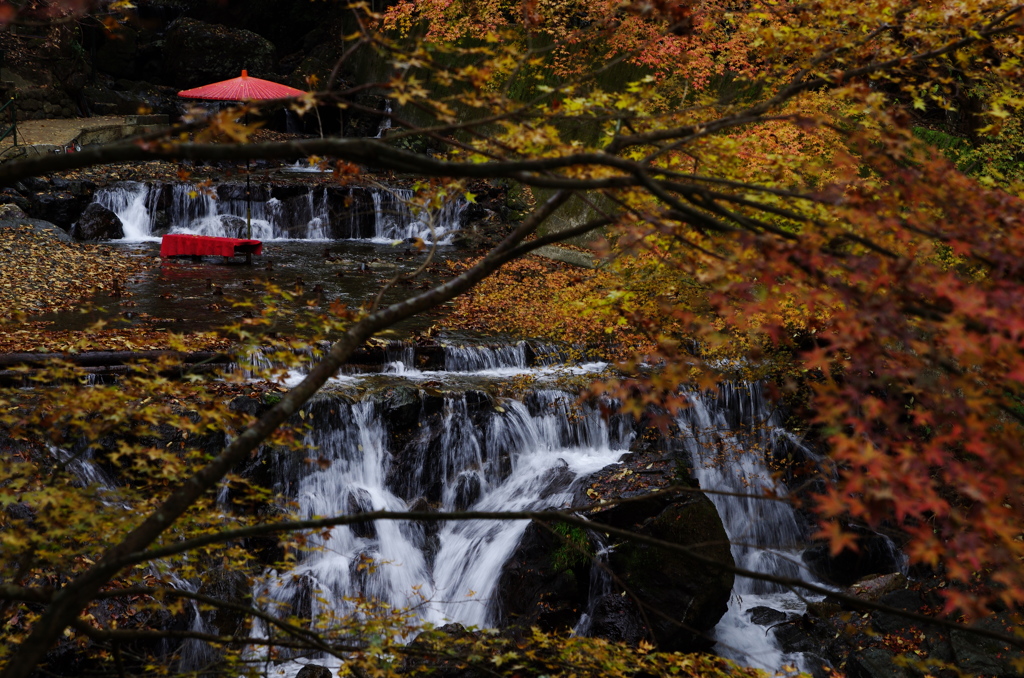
[160,234,263,257]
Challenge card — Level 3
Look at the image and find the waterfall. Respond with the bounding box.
[46,341,845,677]
[676,382,823,673]
[88,182,466,243]
[375,100,393,138]
[248,385,631,670]
[93,181,160,242]
[369,188,466,244]
[443,343,527,371]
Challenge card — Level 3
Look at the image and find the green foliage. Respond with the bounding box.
[550,522,593,573]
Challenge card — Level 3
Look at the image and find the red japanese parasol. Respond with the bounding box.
[177,71,307,258]
[177,70,305,101]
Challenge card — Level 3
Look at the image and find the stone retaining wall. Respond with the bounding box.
[10,86,76,120]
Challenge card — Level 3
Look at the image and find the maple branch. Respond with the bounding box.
[633,170,738,235]
[0,138,639,187]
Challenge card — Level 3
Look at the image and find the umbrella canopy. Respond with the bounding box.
[178,70,305,101]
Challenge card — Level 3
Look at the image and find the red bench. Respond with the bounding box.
[160,234,262,258]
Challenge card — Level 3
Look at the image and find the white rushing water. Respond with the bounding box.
[248,385,632,674]
[375,100,393,139]
[677,382,824,674]
[89,182,466,243]
[249,346,830,677]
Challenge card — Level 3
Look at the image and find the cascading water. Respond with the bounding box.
[676,382,824,673]
[375,100,393,138]
[88,182,466,243]
[443,343,527,371]
[370,188,467,244]
[52,340,840,677]
[247,349,630,674]
[92,181,162,241]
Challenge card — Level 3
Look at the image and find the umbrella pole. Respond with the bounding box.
[245,159,252,265]
[245,110,252,265]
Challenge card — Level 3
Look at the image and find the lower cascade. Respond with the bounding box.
[87,181,467,243]
[232,347,826,675]
[55,343,832,676]
[249,389,632,645]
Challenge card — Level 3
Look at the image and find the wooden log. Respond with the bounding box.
[0,363,227,387]
[0,351,232,369]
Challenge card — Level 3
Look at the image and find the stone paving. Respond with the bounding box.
[0,116,170,162]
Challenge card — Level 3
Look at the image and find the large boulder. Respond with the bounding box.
[295,667,332,678]
[162,18,276,90]
[599,492,735,652]
[71,204,124,241]
[0,215,72,242]
[23,190,92,232]
[496,521,594,634]
[803,528,905,587]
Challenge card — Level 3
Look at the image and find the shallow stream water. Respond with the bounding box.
[35,240,461,336]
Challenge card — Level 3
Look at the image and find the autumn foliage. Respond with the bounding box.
[2,0,1024,675]
[383,0,1024,618]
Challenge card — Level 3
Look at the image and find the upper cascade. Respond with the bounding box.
[88,181,467,243]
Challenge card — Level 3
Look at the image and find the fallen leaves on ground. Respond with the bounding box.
[0,323,234,354]
[0,225,151,320]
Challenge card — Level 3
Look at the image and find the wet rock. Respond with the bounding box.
[871,589,924,635]
[3,502,35,523]
[19,177,50,193]
[25,190,91,231]
[497,521,593,634]
[295,666,332,678]
[586,593,647,645]
[845,647,909,678]
[846,573,908,603]
[774,620,824,654]
[803,530,905,587]
[749,605,788,626]
[218,215,249,239]
[327,186,375,239]
[150,210,172,237]
[228,395,265,416]
[162,18,276,89]
[950,614,1024,677]
[49,178,98,196]
[0,216,72,242]
[451,472,482,512]
[599,492,734,652]
[197,568,250,636]
[71,203,124,241]
[0,190,31,215]
[216,182,266,202]
[346,488,378,539]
